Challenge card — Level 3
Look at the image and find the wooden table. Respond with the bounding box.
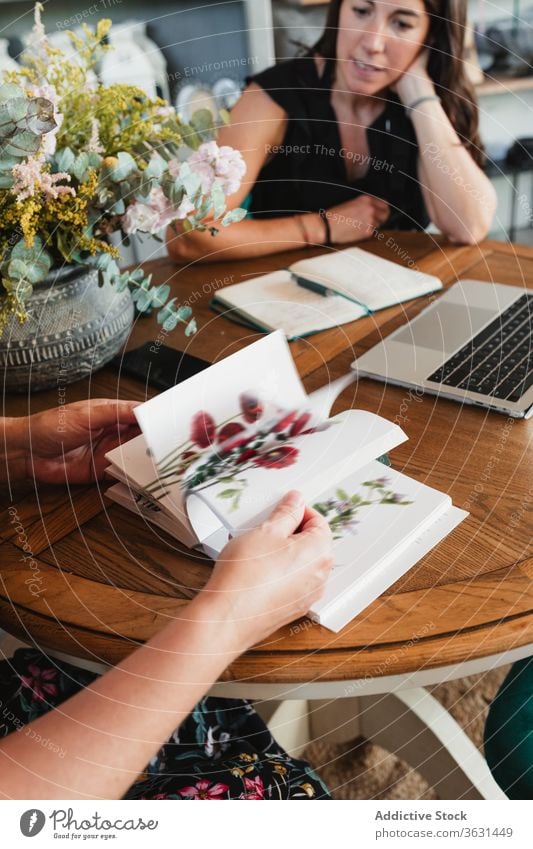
[1,233,532,692]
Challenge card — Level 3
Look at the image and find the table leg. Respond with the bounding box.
[359,688,507,800]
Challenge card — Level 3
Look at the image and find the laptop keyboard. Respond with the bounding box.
[427,293,533,403]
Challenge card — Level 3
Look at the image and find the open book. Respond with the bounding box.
[211,246,442,340]
[105,332,466,632]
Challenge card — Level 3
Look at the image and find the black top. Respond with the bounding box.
[246,57,429,230]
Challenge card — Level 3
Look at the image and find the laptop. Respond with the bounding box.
[352,279,533,418]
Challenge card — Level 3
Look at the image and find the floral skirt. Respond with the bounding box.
[0,648,330,800]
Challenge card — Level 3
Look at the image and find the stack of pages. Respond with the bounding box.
[106,332,467,632]
[211,246,442,339]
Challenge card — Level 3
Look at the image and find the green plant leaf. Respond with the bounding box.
[109,151,137,182]
[0,83,25,105]
[2,130,41,156]
[54,147,75,173]
[26,97,56,135]
[72,152,90,181]
[221,207,247,227]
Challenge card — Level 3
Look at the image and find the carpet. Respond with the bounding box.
[303,666,510,799]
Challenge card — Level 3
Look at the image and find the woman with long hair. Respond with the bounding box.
[167,0,496,263]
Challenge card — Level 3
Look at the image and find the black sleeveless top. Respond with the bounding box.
[246,57,429,231]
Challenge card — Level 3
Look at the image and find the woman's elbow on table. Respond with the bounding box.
[443,190,497,245]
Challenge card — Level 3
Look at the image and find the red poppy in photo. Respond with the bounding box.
[190,411,216,448]
[239,393,263,422]
[220,433,255,454]
[253,445,299,469]
[236,448,258,464]
[217,422,246,444]
[289,412,312,436]
[273,410,298,432]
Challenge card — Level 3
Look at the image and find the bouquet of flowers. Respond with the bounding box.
[0,4,246,334]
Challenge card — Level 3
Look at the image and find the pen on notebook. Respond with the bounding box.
[294,276,335,298]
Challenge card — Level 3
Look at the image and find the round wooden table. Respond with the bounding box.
[1,234,532,695]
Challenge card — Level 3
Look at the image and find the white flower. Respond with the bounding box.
[122,187,195,235]
[214,145,246,195]
[121,200,160,235]
[169,140,246,199]
[86,118,103,154]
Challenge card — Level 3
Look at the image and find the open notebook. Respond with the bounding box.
[211,246,442,340]
[105,332,466,632]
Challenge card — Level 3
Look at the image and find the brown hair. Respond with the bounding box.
[312,0,484,166]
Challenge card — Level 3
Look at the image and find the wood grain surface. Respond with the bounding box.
[1,233,532,683]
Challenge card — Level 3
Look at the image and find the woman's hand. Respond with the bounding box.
[201,490,334,648]
[393,49,435,106]
[322,195,390,243]
[2,399,140,485]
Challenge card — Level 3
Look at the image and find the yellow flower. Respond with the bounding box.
[300,783,315,797]
[239,753,258,763]
[230,767,244,778]
[273,763,288,776]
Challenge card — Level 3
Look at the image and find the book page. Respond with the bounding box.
[128,332,307,531]
[215,270,367,338]
[185,410,406,537]
[309,460,453,618]
[290,247,442,312]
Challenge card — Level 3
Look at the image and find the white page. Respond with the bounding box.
[314,504,468,632]
[215,270,367,338]
[128,331,308,530]
[135,331,307,467]
[185,410,406,537]
[290,247,442,312]
[310,460,450,614]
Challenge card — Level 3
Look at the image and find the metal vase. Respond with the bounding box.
[0,265,134,393]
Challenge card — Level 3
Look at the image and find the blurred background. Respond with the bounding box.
[1,0,532,260]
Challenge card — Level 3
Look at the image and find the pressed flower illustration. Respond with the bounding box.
[313,478,413,540]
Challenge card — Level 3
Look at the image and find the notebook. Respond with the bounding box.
[211,247,443,340]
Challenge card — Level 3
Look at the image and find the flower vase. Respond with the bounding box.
[0,265,134,393]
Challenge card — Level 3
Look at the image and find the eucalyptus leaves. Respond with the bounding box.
[0,4,246,333]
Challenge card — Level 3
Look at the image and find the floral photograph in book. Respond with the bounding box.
[144,395,331,511]
[313,477,413,540]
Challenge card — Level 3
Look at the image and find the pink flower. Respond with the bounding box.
[20,664,58,702]
[122,187,194,235]
[179,779,229,799]
[239,776,265,800]
[190,411,216,448]
[12,155,74,202]
[253,445,299,470]
[169,141,246,199]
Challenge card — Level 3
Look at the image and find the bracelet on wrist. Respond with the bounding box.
[406,94,440,112]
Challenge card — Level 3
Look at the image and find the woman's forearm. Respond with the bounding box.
[0,595,243,799]
[413,100,496,243]
[167,211,327,263]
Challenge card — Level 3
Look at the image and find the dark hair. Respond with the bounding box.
[312,0,484,166]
